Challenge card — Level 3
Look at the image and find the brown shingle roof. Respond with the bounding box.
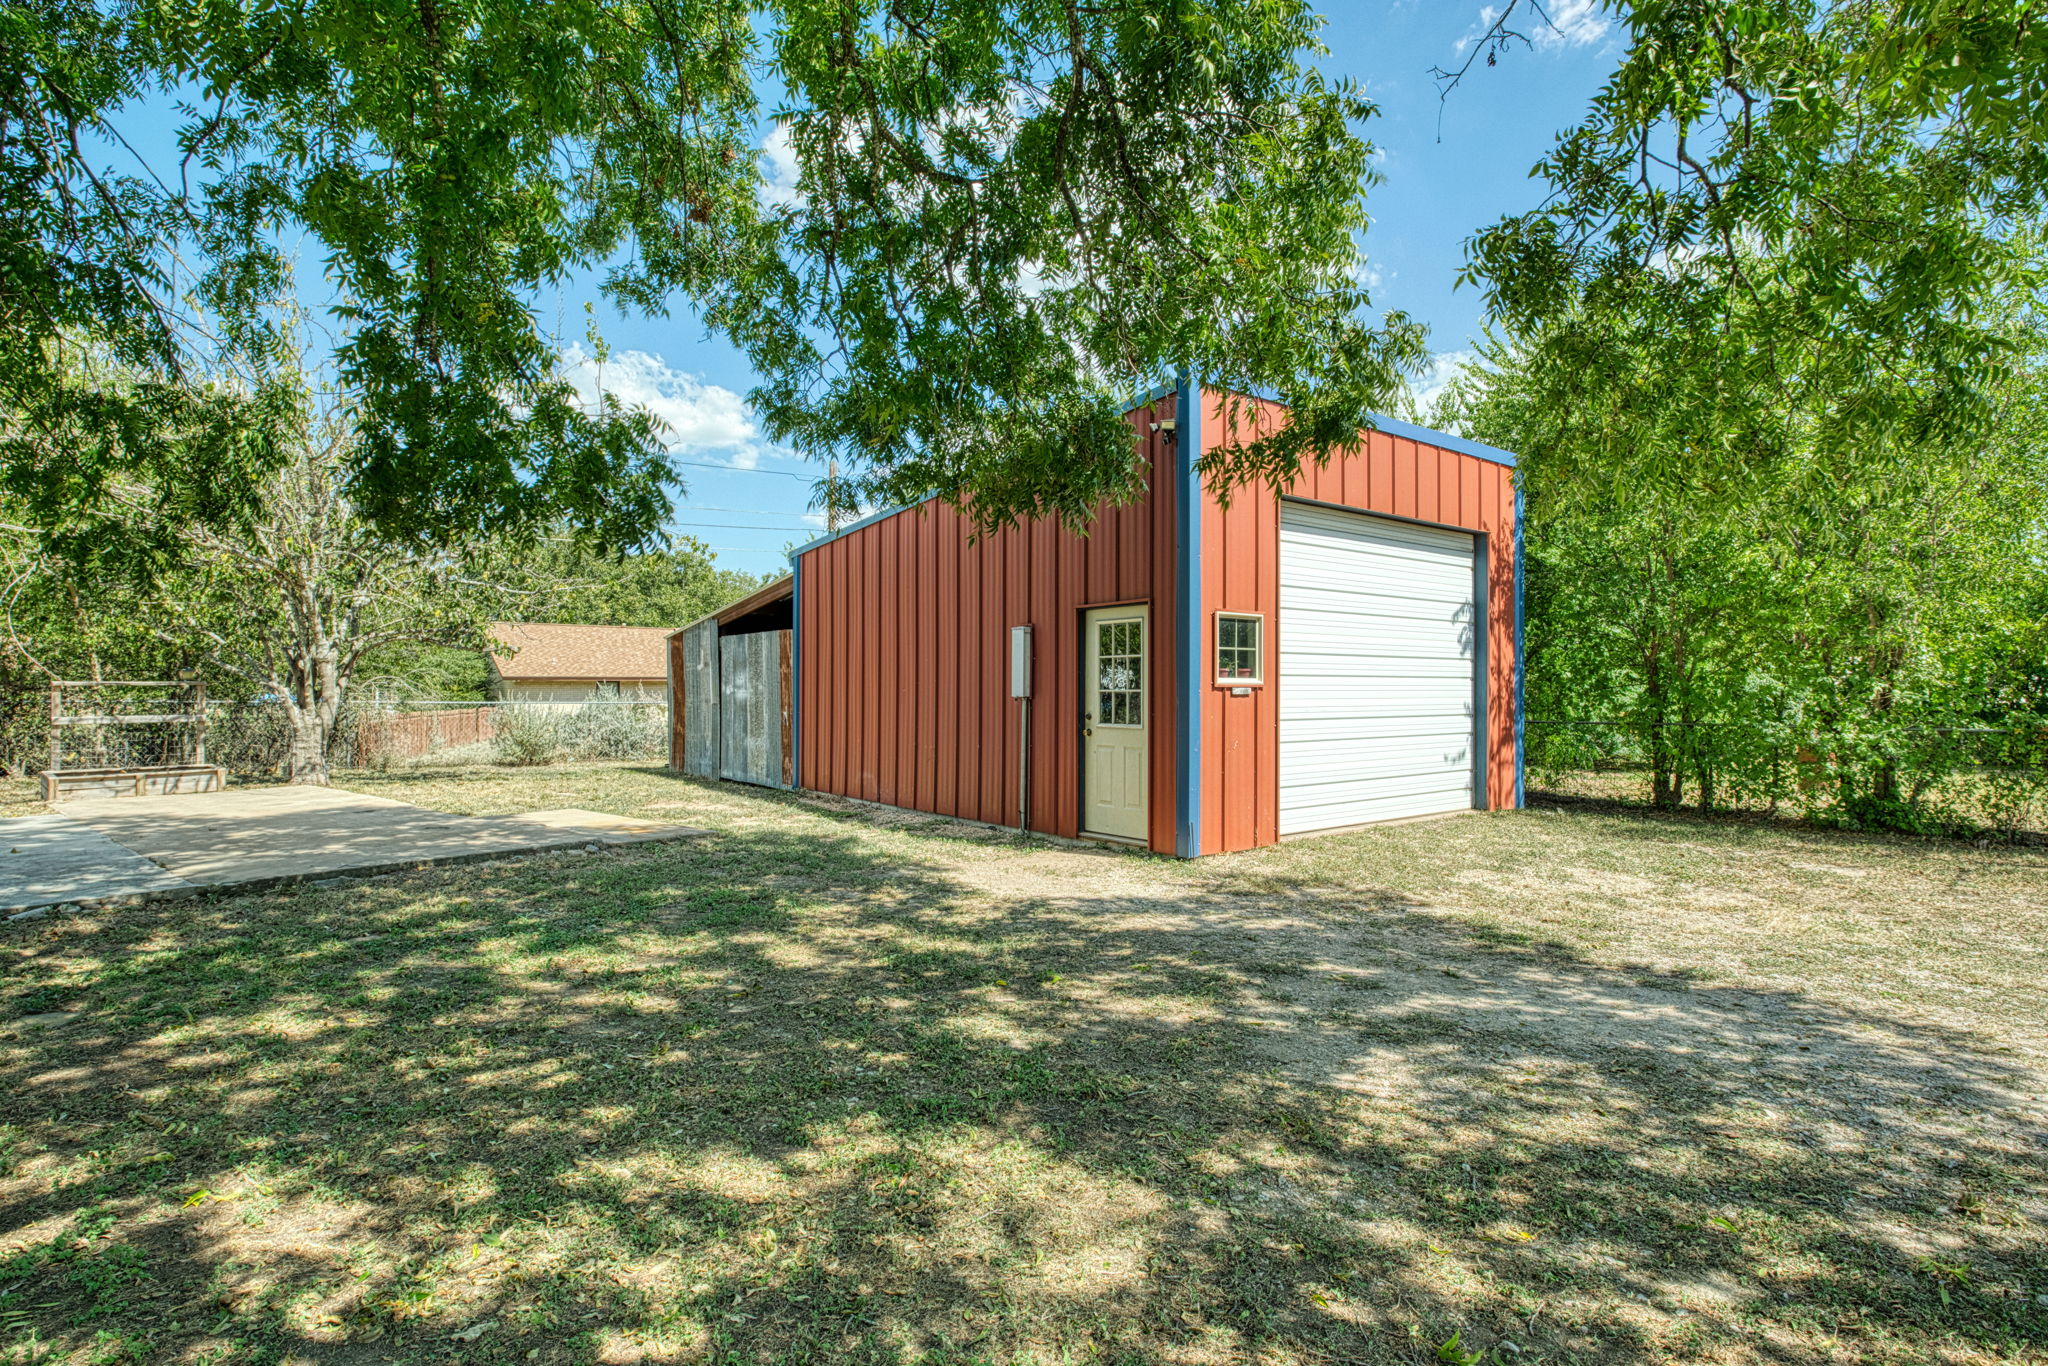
[486,623,673,682]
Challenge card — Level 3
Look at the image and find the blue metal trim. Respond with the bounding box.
[796,384,1172,558]
[789,550,804,789]
[1362,411,1518,470]
[1174,372,1204,858]
[789,494,937,558]
[1472,532,1490,811]
[1118,380,1180,415]
[1197,382,1518,469]
[794,381,1172,560]
[1513,480,1526,808]
[790,388,1513,569]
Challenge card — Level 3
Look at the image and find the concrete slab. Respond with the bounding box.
[0,813,198,913]
[51,787,705,892]
[0,786,709,909]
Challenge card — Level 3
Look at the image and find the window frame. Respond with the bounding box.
[1213,611,1265,686]
[1093,615,1147,728]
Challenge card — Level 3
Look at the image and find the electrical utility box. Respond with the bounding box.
[1009,625,1033,698]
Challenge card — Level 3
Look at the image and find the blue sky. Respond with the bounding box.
[576,2,1622,577]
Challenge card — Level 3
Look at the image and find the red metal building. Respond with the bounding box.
[778,380,1521,857]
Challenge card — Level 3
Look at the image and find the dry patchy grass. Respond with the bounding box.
[0,776,45,820]
[0,762,2043,1365]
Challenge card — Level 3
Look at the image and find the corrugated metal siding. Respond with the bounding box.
[1200,389,1519,854]
[795,400,1183,854]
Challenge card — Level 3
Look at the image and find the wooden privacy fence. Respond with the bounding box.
[354,706,498,761]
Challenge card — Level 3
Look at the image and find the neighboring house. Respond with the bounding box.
[485,623,673,703]
[671,380,1525,857]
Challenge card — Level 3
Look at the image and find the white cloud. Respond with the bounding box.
[1456,1,1610,55]
[560,344,768,469]
[1535,0,1609,47]
[758,122,801,208]
[1407,349,1478,419]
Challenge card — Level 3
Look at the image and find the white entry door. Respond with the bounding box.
[1278,504,1479,835]
[1082,606,1149,841]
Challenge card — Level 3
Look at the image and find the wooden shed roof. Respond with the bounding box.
[671,575,794,637]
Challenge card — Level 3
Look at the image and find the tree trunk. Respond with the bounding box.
[284,704,331,784]
[1649,718,1686,809]
[282,645,345,785]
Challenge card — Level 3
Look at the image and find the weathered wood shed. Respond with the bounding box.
[673,381,1523,855]
[667,576,794,789]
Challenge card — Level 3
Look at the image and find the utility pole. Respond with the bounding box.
[826,459,841,534]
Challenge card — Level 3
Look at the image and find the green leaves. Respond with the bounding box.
[1445,2,2048,828]
[1441,243,2048,828]
[1465,0,2040,447]
[706,0,1422,527]
[1436,1330,1487,1365]
[7,0,765,551]
[8,0,1421,549]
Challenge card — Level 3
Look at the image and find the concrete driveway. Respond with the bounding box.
[1,785,699,914]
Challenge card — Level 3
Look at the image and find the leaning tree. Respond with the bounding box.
[81,380,530,784]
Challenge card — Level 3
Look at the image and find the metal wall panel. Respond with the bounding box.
[794,404,1183,854]
[1199,389,1519,852]
[791,385,1517,856]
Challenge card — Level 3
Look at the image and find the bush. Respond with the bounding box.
[561,702,663,760]
[493,708,564,766]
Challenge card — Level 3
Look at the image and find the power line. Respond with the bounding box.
[667,537,799,555]
[673,459,814,480]
[669,519,819,531]
[672,504,819,516]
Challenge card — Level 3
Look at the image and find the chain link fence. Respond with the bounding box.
[1,694,668,778]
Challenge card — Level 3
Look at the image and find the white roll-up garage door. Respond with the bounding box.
[1278,503,1479,835]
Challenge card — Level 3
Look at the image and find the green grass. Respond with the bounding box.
[1,762,2043,1364]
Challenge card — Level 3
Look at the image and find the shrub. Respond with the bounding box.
[562,702,662,760]
[493,708,563,766]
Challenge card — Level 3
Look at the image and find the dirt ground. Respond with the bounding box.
[1,763,2042,1365]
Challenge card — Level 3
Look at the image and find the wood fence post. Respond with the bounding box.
[192,680,208,767]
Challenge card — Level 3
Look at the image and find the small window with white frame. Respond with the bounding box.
[1215,612,1264,685]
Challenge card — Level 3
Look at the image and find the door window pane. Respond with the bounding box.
[1096,619,1143,726]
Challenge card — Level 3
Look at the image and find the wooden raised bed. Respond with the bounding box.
[42,764,227,802]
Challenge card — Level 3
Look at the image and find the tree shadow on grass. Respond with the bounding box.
[0,809,2043,1365]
